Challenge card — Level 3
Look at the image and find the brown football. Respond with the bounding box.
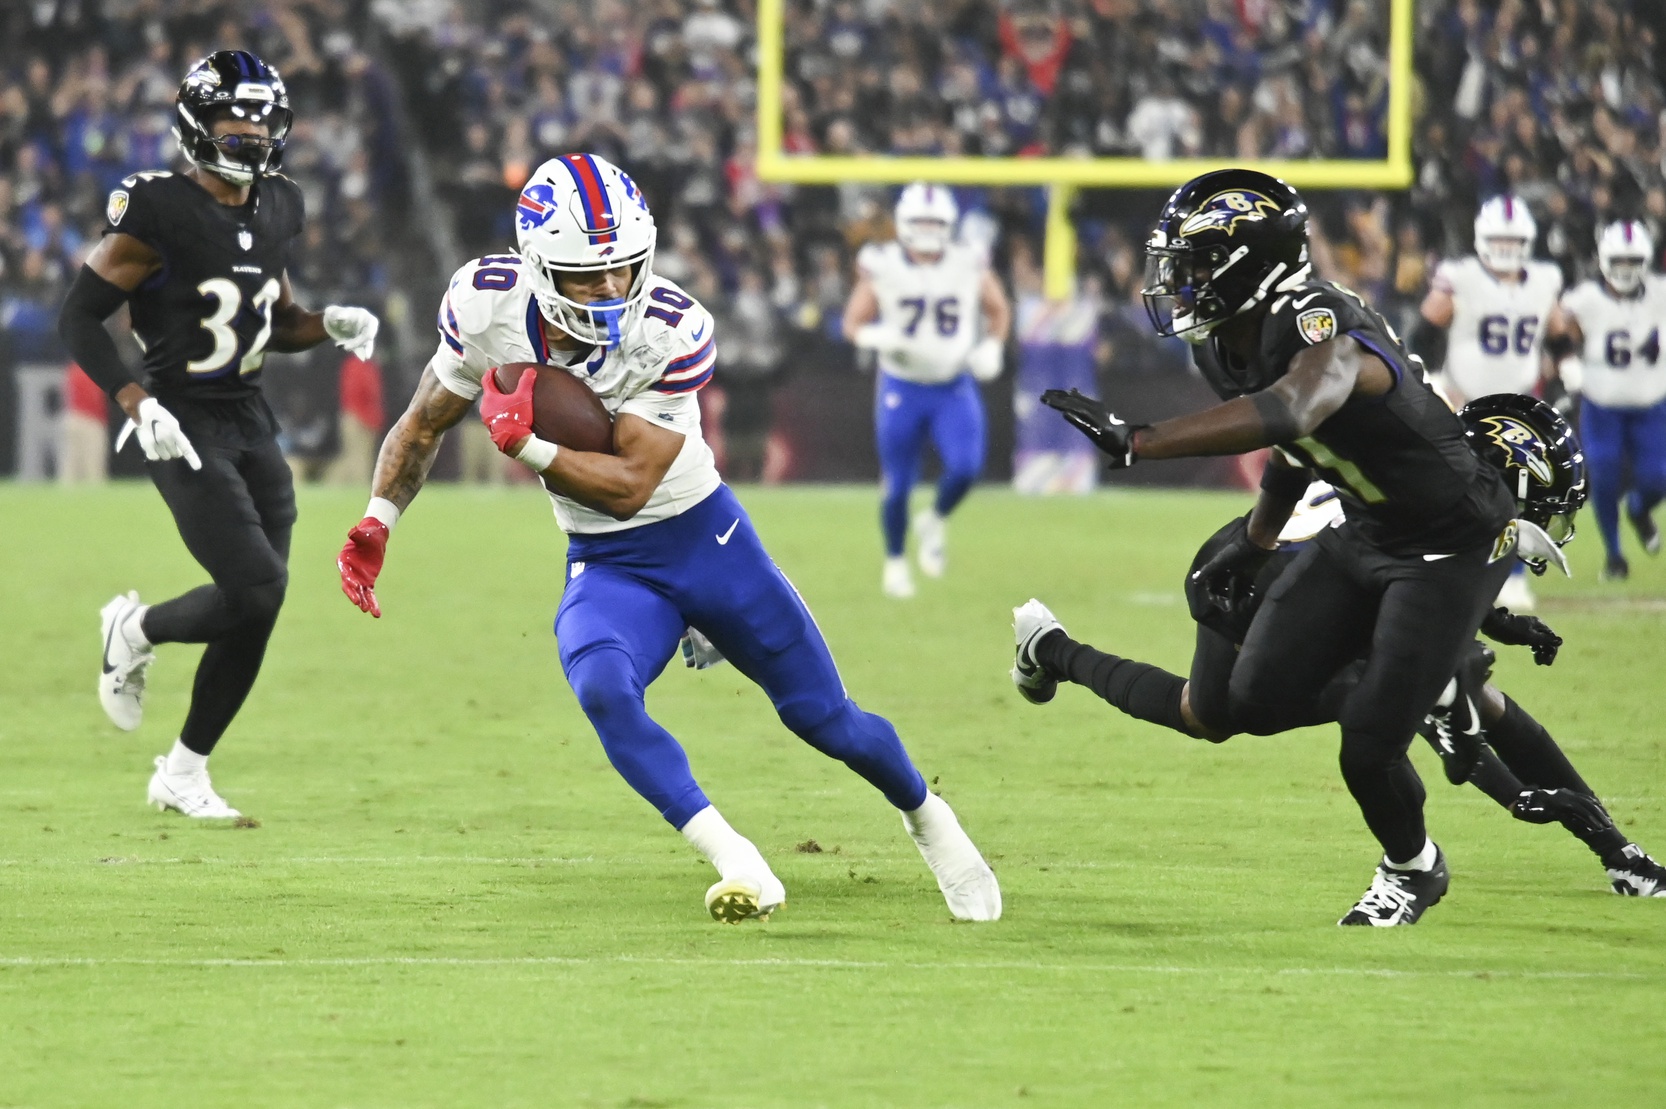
[490,362,614,455]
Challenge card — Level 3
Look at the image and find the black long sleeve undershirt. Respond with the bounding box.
[58,264,137,400]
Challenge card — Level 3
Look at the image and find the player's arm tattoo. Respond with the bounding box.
[538,412,684,521]
[267,272,329,352]
[1133,337,1381,461]
[372,364,474,510]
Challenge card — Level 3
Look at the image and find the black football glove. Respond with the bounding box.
[1039,389,1147,469]
[1188,514,1274,608]
[1510,788,1616,840]
[1480,606,1562,666]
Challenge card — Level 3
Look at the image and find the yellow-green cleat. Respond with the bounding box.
[704,877,784,924]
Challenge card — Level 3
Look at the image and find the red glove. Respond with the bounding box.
[480,366,535,456]
[338,518,390,618]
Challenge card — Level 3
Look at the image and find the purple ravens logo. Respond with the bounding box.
[1480,415,1554,487]
[517,183,559,230]
[1178,189,1282,237]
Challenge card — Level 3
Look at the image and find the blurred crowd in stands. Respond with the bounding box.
[4,0,1664,482]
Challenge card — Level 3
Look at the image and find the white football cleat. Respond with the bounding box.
[1011,598,1064,705]
[704,870,786,924]
[1495,572,1535,612]
[882,556,915,599]
[903,793,1001,921]
[146,755,240,819]
[99,591,154,731]
[914,508,947,578]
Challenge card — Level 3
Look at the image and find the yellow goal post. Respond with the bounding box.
[753,0,1416,299]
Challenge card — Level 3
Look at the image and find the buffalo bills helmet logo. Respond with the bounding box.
[1178,189,1282,237]
[1481,415,1555,487]
[517,183,559,230]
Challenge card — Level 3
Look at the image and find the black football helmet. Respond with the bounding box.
[1459,393,1587,545]
[174,50,292,186]
[1142,168,1310,343]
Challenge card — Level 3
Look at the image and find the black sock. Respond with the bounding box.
[1036,632,1190,735]
[1489,695,1628,858]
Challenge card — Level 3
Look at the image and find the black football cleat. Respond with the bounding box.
[1628,504,1661,556]
[1426,641,1494,785]
[1604,843,1666,897]
[1339,848,1450,926]
[1603,554,1631,581]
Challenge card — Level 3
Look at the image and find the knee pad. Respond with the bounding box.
[224,574,287,625]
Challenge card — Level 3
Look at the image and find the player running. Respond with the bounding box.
[1546,219,1666,580]
[1011,396,1666,903]
[335,154,1000,924]
[60,51,378,818]
[1031,168,1522,925]
[1417,194,1565,609]
[841,183,1011,598]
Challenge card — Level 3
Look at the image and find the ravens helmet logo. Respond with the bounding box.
[1177,189,1283,237]
[1480,415,1555,487]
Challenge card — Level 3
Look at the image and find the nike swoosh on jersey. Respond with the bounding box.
[716,519,739,545]
[1293,292,1323,308]
[1422,552,1455,561]
[691,322,706,342]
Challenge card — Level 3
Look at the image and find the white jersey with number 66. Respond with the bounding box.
[1432,256,1563,399]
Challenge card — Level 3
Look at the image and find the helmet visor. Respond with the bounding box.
[1141,245,1223,340]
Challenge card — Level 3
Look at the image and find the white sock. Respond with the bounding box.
[680,806,767,878]
[902,791,952,837]
[1385,837,1438,872]
[885,555,909,572]
[123,605,152,651]
[164,739,208,777]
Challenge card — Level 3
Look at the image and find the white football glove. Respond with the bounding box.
[967,336,1004,382]
[115,397,201,470]
[680,627,726,670]
[852,323,903,355]
[323,305,379,360]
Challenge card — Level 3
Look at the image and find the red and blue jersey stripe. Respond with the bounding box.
[559,154,618,245]
[437,293,465,355]
[653,333,716,394]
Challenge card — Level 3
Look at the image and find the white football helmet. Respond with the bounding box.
[894,182,958,256]
[514,153,656,349]
[1473,195,1536,275]
[1597,219,1652,294]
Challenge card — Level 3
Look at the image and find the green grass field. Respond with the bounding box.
[1,480,1663,1108]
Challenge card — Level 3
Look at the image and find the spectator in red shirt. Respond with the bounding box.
[59,362,108,484]
[324,354,383,485]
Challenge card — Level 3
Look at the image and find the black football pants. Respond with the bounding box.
[140,433,294,756]
[1223,527,1514,862]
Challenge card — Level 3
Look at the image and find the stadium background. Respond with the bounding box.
[3,0,1662,488]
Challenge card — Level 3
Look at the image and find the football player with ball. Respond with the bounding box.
[336,154,1000,925]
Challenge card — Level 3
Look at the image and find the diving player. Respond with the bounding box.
[1547,219,1666,579]
[1417,194,1564,609]
[59,51,378,818]
[1032,169,1521,925]
[841,183,1011,598]
[335,154,1000,924]
[1010,396,1666,900]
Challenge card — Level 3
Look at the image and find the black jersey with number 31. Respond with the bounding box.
[102,170,304,401]
[1193,278,1517,555]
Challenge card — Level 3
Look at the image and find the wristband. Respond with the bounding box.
[515,436,559,471]
[364,496,401,530]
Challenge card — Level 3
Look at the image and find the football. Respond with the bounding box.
[490,362,614,455]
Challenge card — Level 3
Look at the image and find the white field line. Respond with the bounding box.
[0,954,1652,981]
